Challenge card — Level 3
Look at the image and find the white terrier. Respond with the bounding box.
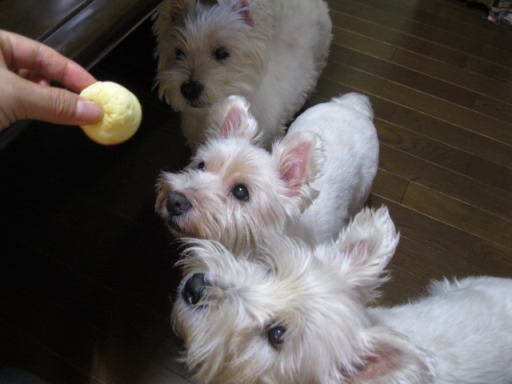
[152,0,332,150]
[172,206,512,384]
[155,93,379,253]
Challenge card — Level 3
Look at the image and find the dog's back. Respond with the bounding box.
[249,0,332,146]
[287,93,379,244]
[370,276,512,383]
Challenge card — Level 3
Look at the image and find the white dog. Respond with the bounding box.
[172,206,512,384]
[155,93,379,253]
[152,0,332,150]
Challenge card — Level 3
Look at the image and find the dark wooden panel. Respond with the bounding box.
[329,5,512,82]
[380,81,512,145]
[329,0,449,30]
[473,94,512,124]
[444,17,512,51]
[348,52,477,108]
[371,169,408,204]
[379,145,512,219]
[467,240,512,273]
[420,0,491,25]
[41,0,162,69]
[466,156,512,193]
[402,182,512,249]
[331,28,396,62]
[376,119,471,173]
[333,0,512,67]
[0,0,89,40]
[331,11,468,68]
[391,49,512,105]
[370,196,476,258]
[391,106,512,168]
[321,59,512,145]
[0,320,105,384]
[0,0,162,69]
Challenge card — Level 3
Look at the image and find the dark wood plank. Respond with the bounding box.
[321,60,512,146]
[330,0,449,30]
[466,156,512,192]
[330,28,396,62]
[380,80,512,145]
[402,182,512,249]
[390,49,512,105]
[0,320,106,384]
[444,15,512,51]
[348,52,478,108]
[329,4,512,82]
[335,0,512,67]
[390,106,512,169]
[371,169,408,204]
[42,0,162,69]
[379,144,512,219]
[0,0,89,41]
[376,119,471,174]
[369,196,476,259]
[473,94,512,124]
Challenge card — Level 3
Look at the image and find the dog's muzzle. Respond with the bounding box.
[182,273,206,306]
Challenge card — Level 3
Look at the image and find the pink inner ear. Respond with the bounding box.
[280,142,312,197]
[356,344,403,380]
[342,241,369,261]
[232,0,253,26]
[220,106,242,138]
[170,0,188,20]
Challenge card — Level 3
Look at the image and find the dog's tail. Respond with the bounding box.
[331,92,373,120]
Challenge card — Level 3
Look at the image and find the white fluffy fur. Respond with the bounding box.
[172,206,512,384]
[153,0,332,150]
[155,93,379,253]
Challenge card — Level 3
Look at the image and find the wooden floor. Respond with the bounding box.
[1,0,512,383]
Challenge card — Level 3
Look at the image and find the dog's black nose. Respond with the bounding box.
[182,273,206,306]
[181,80,203,102]
[166,191,192,217]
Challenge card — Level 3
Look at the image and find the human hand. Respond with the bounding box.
[0,30,104,131]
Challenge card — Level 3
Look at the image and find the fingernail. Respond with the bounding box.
[76,99,104,123]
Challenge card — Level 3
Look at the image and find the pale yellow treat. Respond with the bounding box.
[80,81,142,145]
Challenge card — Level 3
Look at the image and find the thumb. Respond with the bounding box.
[19,81,103,126]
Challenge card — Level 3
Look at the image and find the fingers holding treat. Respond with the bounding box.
[79,81,142,145]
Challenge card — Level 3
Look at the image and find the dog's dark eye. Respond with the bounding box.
[213,47,230,61]
[267,325,286,349]
[197,161,205,171]
[175,48,185,60]
[232,184,249,201]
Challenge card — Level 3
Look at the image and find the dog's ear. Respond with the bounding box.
[230,0,253,26]
[166,0,193,23]
[272,132,324,205]
[207,95,261,143]
[321,206,399,302]
[344,328,434,383]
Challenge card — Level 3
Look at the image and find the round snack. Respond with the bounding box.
[80,81,142,145]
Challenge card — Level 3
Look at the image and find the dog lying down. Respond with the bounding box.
[172,206,512,384]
